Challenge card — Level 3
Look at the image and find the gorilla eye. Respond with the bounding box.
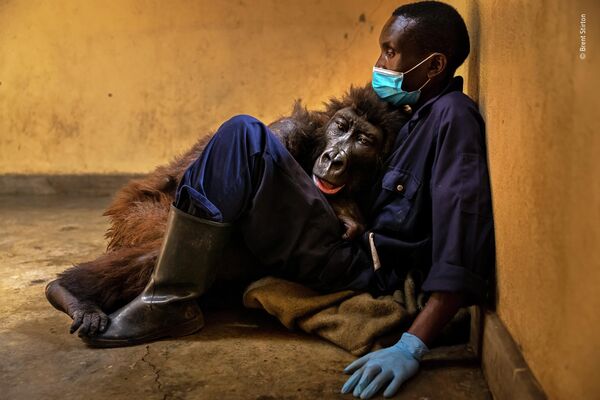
[335,120,348,130]
[357,135,373,145]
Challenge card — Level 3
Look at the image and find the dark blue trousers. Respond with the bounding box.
[174,115,374,293]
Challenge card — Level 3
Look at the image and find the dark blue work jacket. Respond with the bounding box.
[362,76,495,304]
[176,77,495,305]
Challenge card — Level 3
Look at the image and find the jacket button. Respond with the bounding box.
[396,184,404,192]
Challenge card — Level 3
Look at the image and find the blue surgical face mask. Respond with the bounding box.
[372,53,436,106]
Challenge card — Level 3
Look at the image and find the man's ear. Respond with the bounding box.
[426,53,447,79]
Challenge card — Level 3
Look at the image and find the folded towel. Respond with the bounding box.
[243,276,421,355]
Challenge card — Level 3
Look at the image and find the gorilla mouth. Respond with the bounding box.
[312,174,345,195]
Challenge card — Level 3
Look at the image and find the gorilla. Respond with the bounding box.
[45,84,410,336]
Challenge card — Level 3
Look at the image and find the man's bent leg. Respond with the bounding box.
[175,114,374,291]
[82,115,374,348]
[80,203,233,347]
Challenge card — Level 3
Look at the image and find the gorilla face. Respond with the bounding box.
[312,106,386,195]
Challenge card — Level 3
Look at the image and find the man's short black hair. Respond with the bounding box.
[393,1,470,75]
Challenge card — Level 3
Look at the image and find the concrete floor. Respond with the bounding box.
[0,195,492,400]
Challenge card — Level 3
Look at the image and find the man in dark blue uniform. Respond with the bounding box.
[84,2,494,398]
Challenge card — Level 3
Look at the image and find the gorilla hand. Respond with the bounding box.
[70,301,108,336]
[329,197,366,241]
[45,280,108,336]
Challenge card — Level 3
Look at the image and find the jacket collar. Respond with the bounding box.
[388,76,465,153]
[409,75,464,121]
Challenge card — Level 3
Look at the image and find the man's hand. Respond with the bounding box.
[341,291,465,398]
[341,332,429,399]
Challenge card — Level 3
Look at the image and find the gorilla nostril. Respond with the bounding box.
[320,150,347,171]
[331,159,344,168]
[331,152,347,169]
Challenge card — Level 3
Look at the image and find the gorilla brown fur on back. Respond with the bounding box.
[46,84,410,335]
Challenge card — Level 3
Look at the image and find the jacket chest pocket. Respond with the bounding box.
[376,169,422,230]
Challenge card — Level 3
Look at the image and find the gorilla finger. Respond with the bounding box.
[99,313,109,332]
[70,311,83,334]
[79,313,92,335]
[341,367,365,394]
[88,313,101,336]
[346,224,359,239]
[360,371,393,399]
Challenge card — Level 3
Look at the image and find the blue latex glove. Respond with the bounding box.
[341,332,429,399]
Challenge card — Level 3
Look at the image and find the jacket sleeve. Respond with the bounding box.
[421,102,495,305]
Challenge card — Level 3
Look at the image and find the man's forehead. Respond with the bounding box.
[379,15,417,50]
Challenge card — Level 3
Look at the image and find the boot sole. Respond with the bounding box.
[80,315,204,348]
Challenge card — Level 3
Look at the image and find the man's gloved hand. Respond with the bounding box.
[341,332,429,399]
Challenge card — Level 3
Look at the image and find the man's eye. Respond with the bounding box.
[386,49,395,58]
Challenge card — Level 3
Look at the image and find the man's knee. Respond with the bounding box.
[209,114,274,158]
[216,114,266,142]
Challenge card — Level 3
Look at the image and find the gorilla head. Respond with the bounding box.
[305,85,410,196]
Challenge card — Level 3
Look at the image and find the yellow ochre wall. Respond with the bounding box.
[0,0,403,173]
[1,1,599,399]
[455,0,600,399]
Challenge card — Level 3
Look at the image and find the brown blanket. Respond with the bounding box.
[242,273,429,356]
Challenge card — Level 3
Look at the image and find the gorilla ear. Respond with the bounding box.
[322,96,346,119]
[291,99,309,120]
[291,99,329,131]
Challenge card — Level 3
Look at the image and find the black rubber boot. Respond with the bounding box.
[81,204,233,348]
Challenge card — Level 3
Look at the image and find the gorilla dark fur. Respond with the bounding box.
[46,84,410,335]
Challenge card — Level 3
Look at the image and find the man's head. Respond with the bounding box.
[375,1,470,102]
